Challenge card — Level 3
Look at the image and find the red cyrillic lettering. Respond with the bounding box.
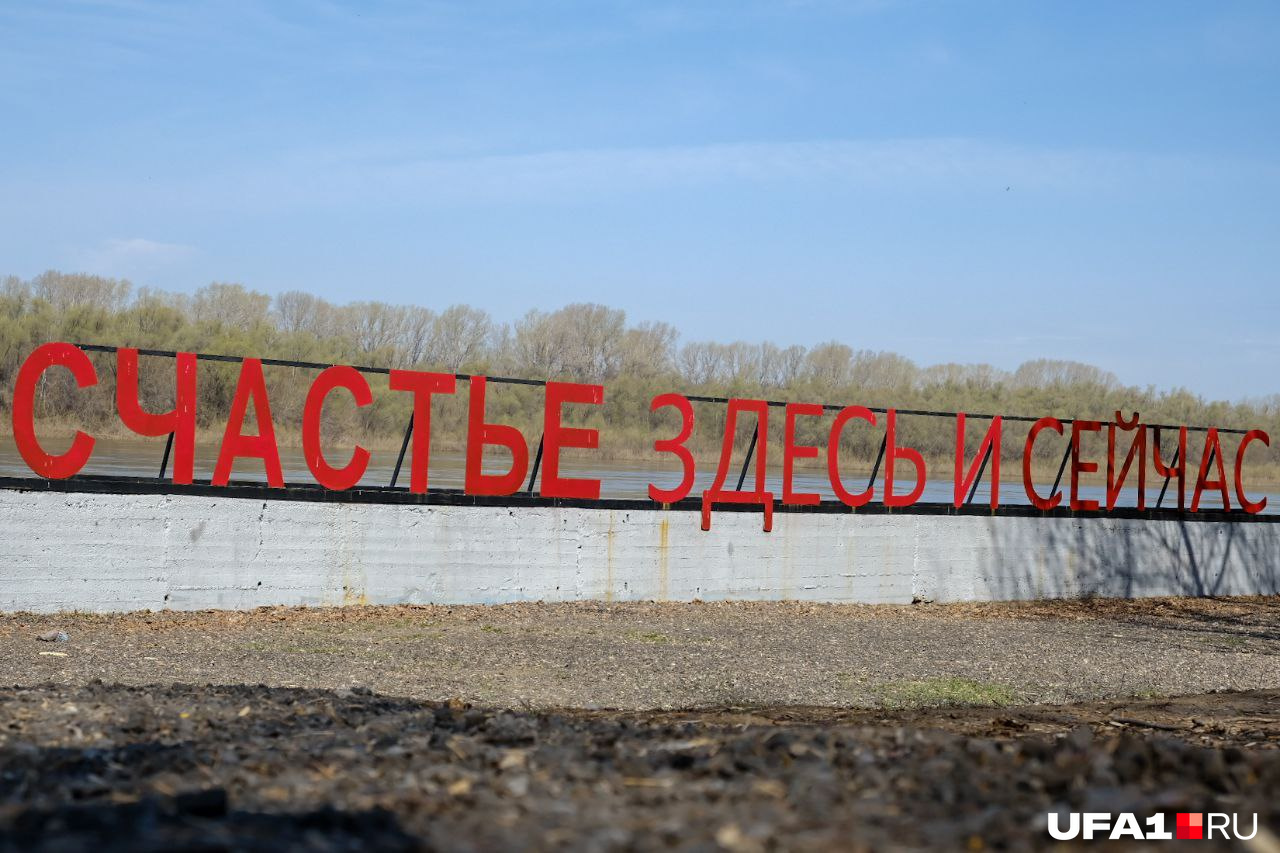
[302,366,373,491]
[1191,428,1231,512]
[1070,420,1102,511]
[828,405,876,507]
[388,369,457,494]
[954,413,1001,508]
[1152,426,1187,511]
[702,399,774,531]
[1235,429,1270,514]
[542,381,603,499]
[648,393,696,503]
[783,402,823,506]
[12,342,97,479]
[1023,417,1064,510]
[212,358,284,487]
[884,409,925,508]
[464,376,529,496]
[117,348,198,484]
[1106,411,1145,511]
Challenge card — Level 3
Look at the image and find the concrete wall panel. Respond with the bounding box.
[1,489,1277,612]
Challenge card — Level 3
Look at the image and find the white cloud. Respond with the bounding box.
[76,237,196,278]
[22,136,1278,218]
[261,137,1238,207]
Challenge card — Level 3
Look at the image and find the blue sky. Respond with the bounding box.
[1,1,1278,400]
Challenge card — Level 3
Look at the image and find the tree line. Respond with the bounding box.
[2,271,1276,475]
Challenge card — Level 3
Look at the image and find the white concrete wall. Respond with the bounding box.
[2,489,1277,613]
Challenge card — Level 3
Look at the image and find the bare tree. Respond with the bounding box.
[677,341,726,385]
[192,283,270,329]
[849,349,918,390]
[620,321,679,377]
[342,301,405,354]
[397,305,437,367]
[776,344,807,387]
[273,290,338,336]
[32,271,132,313]
[512,309,566,378]
[558,303,626,381]
[1011,359,1118,390]
[428,304,494,371]
[804,341,854,387]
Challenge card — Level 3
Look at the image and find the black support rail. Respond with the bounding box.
[74,342,1253,436]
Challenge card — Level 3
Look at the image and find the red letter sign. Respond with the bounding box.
[649,393,696,503]
[541,381,603,499]
[1105,412,1145,511]
[1235,429,1270,514]
[702,399,774,531]
[783,402,823,506]
[1023,417,1063,510]
[1070,420,1102,511]
[828,405,876,507]
[1191,428,1231,512]
[954,413,1001,508]
[212,358,284,487]
[465,376,529,496]
[302,365,373,490]
[117,348,198,484]
[389,369,457,494]
[12,342,97,479]
[1152,426,1187,511]
[884,409,926,508]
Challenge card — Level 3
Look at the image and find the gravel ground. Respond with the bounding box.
[2,597,1278,850]
[2,597,1279,709]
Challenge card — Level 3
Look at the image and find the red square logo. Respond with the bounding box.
[1177,813,1204,840]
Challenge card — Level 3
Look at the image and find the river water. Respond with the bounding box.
[0,436,1273,513]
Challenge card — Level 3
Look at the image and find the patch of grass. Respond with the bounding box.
[239,640,346,655]
[875,677,1015,709]
[383,615,436,629]
[630,631,672,644]
[1210,635,1248,649]
[480,625,503,634]
[834,672,864,690]
[398,629,445,641]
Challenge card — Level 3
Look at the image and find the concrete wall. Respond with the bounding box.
[2,488,1278,613]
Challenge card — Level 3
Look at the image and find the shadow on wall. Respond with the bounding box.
[982,514,1280,605]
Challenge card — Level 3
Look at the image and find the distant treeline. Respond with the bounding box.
[2,271,1277,475]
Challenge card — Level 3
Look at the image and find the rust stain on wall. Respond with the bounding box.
[658,517,670,601]
[605,514,616,603]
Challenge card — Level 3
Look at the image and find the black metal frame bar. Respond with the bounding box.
[5,473,1276,524]
[1154,427,1178,509]
[965,442,994,506]
[73,343,1251,435]
[388,415,414,489]
[734,429,760,493]
[866,434,888,494]
[526,436,544,495]
[1050,443,1072,498]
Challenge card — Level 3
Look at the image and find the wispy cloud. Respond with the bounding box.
[12,136,1276,221]
[74,237,196,278]
[205,136,1266,210]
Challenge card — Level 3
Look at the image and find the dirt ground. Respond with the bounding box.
[3,596,1279,709]
[1,597,1279,850]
